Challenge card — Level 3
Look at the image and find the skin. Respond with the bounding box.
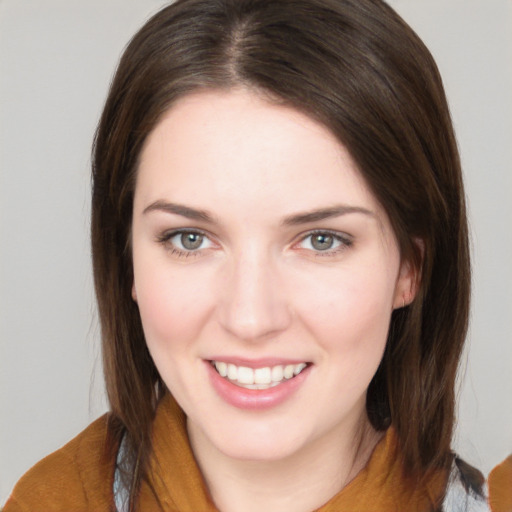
[131,89,417,512]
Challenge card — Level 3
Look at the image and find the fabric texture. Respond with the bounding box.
[3,415,115,511]
[488,455,512,512]
[3,393,490,512]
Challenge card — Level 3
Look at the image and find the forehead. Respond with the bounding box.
[135,88,381,219]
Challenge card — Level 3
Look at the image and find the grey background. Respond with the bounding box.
[1,0,511,504]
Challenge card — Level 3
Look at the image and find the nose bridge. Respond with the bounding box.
[218,243,291,341]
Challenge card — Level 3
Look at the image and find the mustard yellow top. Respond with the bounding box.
[488,454,512,512]
[4,394,448,511]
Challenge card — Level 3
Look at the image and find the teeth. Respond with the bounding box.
[271,365,283,382]
[237,366,253,384]
[238,382,281,390]
[227,363,237,380]
[294,363,307,375]
[283,365,294,379]
[254,367,271,384]
[213,361,308,388]
[216,361,227,377]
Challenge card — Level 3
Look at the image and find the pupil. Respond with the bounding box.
[181,232,203,250]
[312,234,333,251]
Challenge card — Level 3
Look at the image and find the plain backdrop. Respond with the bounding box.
[1,0,511,505]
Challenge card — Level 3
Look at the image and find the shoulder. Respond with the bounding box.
[3,415,117,512]
[488,454,512,512]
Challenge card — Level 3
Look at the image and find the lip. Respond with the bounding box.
[205,359,311,410]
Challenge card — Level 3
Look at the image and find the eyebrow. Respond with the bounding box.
[282,205,374,225]
[143,201,374,225]
[142,200,375,226]
[143,200,214,222]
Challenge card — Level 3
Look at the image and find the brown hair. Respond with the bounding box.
[91,0,469,504]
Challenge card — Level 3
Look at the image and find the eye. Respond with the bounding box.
[174,231,208,251]
[158,229,213,254]
[297,230,352,253]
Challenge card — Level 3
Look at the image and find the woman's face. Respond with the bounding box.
[131,89,414,462]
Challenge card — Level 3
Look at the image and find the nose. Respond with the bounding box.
[217,248,292,342]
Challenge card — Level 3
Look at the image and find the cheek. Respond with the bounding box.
[133,259,215,350]
[295,266,395,409]
[293,263,396,355]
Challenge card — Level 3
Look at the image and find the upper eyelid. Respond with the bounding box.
[295,229,353,242]
[158,227,212,241]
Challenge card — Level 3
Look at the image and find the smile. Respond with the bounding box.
[211,361,309,389]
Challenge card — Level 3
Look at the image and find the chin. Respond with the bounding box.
[219,435,307,462]
[195,414,314,463]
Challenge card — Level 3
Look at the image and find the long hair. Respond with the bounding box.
[91,0,470,504]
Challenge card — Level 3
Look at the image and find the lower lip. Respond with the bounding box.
[206,362,311,410]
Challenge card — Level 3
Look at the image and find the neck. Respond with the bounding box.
[188,414,382,512]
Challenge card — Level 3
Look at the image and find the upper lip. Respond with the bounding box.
[206,357,311,368]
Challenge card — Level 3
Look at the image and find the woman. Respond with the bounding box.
[3,0,492,510]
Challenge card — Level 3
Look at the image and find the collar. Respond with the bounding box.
[135,393,446,511]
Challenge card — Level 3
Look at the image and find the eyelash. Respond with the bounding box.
[295,229,353,257]
[156,229,213,258]
[156,229,353,258]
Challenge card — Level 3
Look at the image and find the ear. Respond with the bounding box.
[131,282,138,302]
[393,239,424,310]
